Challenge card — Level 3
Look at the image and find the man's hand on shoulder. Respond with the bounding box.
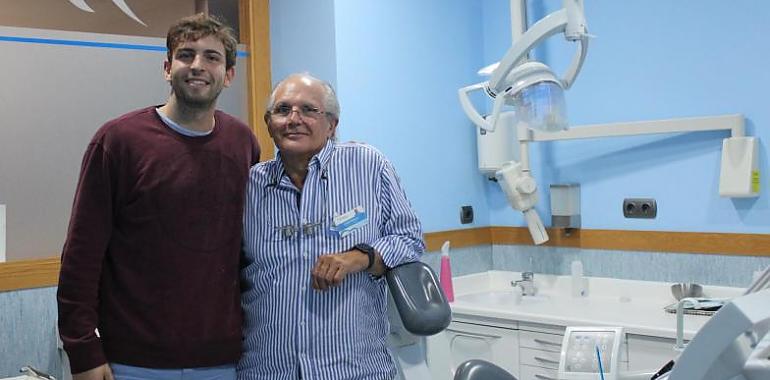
[73,364,114,380]
[311,250,369,291]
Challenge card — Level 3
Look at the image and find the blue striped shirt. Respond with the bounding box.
[238,140,424,380]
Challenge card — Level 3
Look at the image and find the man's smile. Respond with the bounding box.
[185,78,211,88]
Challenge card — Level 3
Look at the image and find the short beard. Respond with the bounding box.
[171,81,222,111]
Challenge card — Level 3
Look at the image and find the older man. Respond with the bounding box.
[238,73,424,380]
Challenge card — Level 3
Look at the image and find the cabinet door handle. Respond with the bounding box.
[446,328,501,340]
[534,356,560,365]
[533,338,561,347]
[534,374,557,380]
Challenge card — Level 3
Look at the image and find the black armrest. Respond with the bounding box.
[386,261,451,336]
[454,360,518,380]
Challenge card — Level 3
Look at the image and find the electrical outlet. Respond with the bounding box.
[460,205,474,224]
[623,198,657,219]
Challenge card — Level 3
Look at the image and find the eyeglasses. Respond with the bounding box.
[268,104,328,121]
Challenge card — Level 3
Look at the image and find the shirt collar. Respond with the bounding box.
[267,139,336,189]
[312,139,335,172]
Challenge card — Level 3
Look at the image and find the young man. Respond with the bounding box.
[238,73,424,380]
[57,14,259,380]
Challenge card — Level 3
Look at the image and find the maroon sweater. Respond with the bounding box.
[57,107,260,373]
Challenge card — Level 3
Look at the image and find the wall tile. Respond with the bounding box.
[491,244,770,287]
[0,286,61,379]
[422,245,493,277]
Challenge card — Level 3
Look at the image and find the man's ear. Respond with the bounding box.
[329,117,339,137]
[163,60,171,82]
[224,66,236,88]
[265,119,277,140]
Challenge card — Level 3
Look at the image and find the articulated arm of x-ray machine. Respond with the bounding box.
[459,0,590,245]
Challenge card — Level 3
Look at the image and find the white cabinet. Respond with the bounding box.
[427,319,673,378]
[520,347,561,369]
[442,321,520,378]
[519,328,564,352]
[519,326,564,379]
[626,334,680,373]
[520,364,560,380]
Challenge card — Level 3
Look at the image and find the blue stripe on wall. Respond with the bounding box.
[0,35,249,57]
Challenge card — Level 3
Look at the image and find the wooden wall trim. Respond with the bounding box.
[487,227,770,257]
[424,227,491,252]
[490,227,770,256]
[0,256,60,292]
[2,228,768,292]
[239,0,274,160]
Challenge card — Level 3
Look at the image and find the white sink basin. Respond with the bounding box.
[449,271,745,340]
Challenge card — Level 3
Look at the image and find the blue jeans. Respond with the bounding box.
[110,363,236,380]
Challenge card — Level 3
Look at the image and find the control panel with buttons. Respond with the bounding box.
[558,326,625,380]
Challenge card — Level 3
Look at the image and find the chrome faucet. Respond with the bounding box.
[511,272,538,296]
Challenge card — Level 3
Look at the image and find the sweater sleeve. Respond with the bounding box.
[371,158,425,268]
[251,131,261,165]
[57,141,114,374]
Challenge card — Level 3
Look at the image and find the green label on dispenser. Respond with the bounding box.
[752,171,760,193]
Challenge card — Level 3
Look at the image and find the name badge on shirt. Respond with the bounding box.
[330,206,368,238]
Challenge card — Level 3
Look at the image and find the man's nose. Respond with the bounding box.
[190,54,205,70]
[287,108,303,122]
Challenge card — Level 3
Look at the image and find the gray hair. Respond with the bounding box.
[266,73,340,122]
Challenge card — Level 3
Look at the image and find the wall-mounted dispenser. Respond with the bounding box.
[719,136,759,197]
[550,184,580,230]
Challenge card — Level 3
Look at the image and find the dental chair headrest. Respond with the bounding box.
[386,261,452,336]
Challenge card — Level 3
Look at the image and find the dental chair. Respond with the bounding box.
[387,263,770,380]
[386,261,453,379]
[453,360,516,380]
[386,262,517,380]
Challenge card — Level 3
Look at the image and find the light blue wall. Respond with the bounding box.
[332,0,491,232]
[270,1,768,247]
[269,0,338,88]
[484,1,769,234]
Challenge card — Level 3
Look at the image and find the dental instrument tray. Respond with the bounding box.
[663,298,726,316]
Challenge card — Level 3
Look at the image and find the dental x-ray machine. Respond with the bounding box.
[459,0,758,245]
[459,0,590,245]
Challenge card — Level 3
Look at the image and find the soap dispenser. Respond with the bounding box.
[571,260,586,297]
[439,241,455,302]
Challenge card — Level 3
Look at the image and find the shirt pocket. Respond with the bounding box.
[261,221,298,242]
[254,196,298,242]
[242,206,299,271]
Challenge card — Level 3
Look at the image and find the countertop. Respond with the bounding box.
[449,271,745,340]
